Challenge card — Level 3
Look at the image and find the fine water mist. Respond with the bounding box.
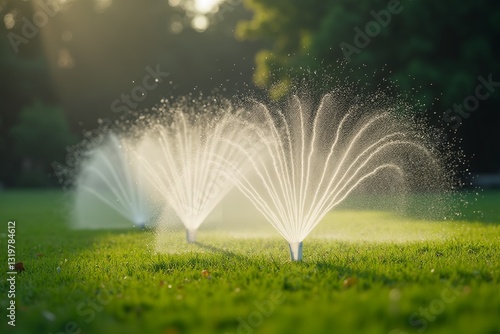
[135,100,260,243]
[72,133,156,229]
[227,89,451,260]
[66,88,454,261]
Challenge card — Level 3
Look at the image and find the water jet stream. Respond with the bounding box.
[137,106,260,242]
[73,133,154,229]
[229,93,444,260]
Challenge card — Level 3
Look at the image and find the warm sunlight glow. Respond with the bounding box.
[4,13,15,29]
[191,14,209,32]
[194,0,221,14]
[94,0,113,13]
[168,0,181,7]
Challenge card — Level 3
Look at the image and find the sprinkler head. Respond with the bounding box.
[186,228,197,243]
[135,222,146,230]
[289,241,303,261]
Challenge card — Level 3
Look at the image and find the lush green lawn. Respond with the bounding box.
[1,190,499,334]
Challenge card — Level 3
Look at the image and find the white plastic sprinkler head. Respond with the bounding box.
[289,241,303,261]
[186,228,197,243]
[135,222,146,230]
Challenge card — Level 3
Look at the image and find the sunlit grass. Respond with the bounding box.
[0,190,498,334]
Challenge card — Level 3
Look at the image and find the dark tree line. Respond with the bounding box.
[0,0,262,187]
[1,0,499,187]
[236,0,500,175]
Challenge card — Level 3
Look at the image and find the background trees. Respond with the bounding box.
[0,0,499,186]
[236,0,500,173]
[10,102,76,186]
[0,0,261,187]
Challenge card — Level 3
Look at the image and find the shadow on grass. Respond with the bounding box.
[147,240,253,274]
[313,261,397,286]
[194,242,248,261]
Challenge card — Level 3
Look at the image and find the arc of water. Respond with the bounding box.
[302,141,434,237]
[302,139,412,236]
[212,155,294,242]
[256,102,298,230]
[89,150,134,207]
[300,105,361,232]
[299,112,394,235]
[228,94,443,261]
[300,164,405,238]
[112,136,147,220]
[137,108,264,242]
[214,130,299,240]
[75,134,153,228]
[302,133,406,235]
[300,93,332,241]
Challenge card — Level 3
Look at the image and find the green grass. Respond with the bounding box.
[1,190,499,334]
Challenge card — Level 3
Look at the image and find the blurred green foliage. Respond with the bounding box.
[10,102,76,187]
[0,0,499,187]
[0,0,262,187]
[237,0,500,108]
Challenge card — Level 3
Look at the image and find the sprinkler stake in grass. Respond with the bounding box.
[72,134,155,229]
[186,228,197,243]
[289,241,303,261]
[231,90,447,261]
[137,100,260,243]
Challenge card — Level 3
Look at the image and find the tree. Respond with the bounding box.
[237,0,500,105]
[236,0,500,173]
[10,102,76,187]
